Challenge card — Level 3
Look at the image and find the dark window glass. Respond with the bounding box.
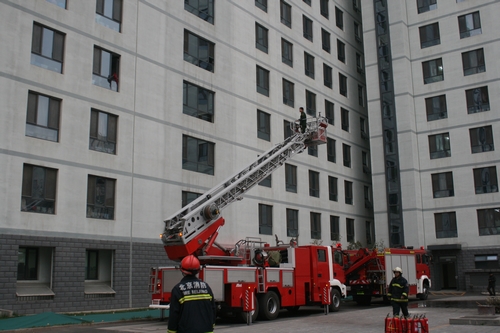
[86,175,115,219]
[346,218,354,242]
[306,90,316,116]
[325,100,334,125]
[281,38,293,67]
[327,138,336,163]
[257,110,271,141]
[462,48,485,76]
[184,30,215,72]
[283,79,294,107]
[330,216,340,241]
[337,39,345,62]
[477,208,500,236]
[309,170,320,197]
[458,11,481,38]
[185,0,214,24]
[280,1,292,28]
[428,133,451,159]
[466,86,490,114]
[255,23,268,53]
[320,0,329,18]
[329,176,338,201]
[321,29,331,53]
[259,204,273,235]
[182,135,215,175]
[434,212,457,238]
[335,7,343,29]
[286,209,299,237]
[256,66,270,96]
[339,73,347,96]
[89,109,118,154]
[21,164,57,214]
[431,172,454,198]
[31,22,65,73]
[285,164,297,193]
[304,52,315,79]
[17,247,38,280]
[425,95,447,121]
[343,143,351,167]
[303,15,313,41]
[422,58,443,84]
[311,212,321,239]
[345,181,353,204]
[255,0,267,12]
[417,0,437,14]
[469,126,494,153]
[182,191,201,207]
[183,81,214,122]
[96,0,122,31]
[93,46,120,91]
[473,166,498,194]
[26,91,60,142]
[419,23,440,48]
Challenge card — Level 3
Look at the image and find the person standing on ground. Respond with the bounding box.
[487,272,496,296]
[168,255,216,333]
[299,107,307,133]
[387,266,410,317]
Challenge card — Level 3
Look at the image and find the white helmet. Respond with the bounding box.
[393,267,403,274]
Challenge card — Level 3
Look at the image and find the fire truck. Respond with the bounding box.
[149,116,347,322]
[343,247,431,305]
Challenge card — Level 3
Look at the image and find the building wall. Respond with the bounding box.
[0,0,370,314]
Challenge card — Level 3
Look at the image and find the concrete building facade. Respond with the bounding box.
[362,0,500,291]
[0,0,370,314]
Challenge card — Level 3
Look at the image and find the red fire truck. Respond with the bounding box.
[149,116,347,322]
[343,247,431,305]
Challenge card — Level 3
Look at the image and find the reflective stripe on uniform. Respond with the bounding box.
[178,293,213,304]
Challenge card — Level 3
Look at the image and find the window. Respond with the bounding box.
[346,218,354,242]
[284,120,293,139]
[419,23,440,48]
[376,9,388,35]
[280,1,292,28]
[84,249,115,296]
[90,109,117,154]
[353,0,361,12]
[17,247,55,298]
[458,11,481,38]
[282,79,294,107]
[303,0,311,5]
[31,22,65,73]
[422,58,443,84]
[185,0,214,24]
[309,170,320,197]
[434,212,457,238]
[475,255,499,269]
[21,164,57,214]
[285,164,297,193]
[182,191,201,207]
[345,181,353,204]
[257,110,271,141]
[281,38,293,67]
[337,39,345,63]
[323,64,332,88]
[431,172,454,198]
[362,151,371,174]
[184,30,215,72]
[329,176,338,201]
[429,133,451,159]
[255,23,268,53]
[306,90,316,116]
[385,129,396,155]
[182,135,215,175]
[470,126,494,153]
[256,66,270,96]
[304,52,315,79]
[183,81,214,122]
[425,95,447,121]
[321,29,331,53]
[47,0,66,9]
[356,53,364,73]
[259,204,273,235]
[466,86,490,114]
[303,15,313,41]
[311,212,321,239]
[26,91,60,142]
[93,46,120,91]
[380,69,392,93]
[259,175,272,188]
[358,85,364,106]
[462,48,485,76]
[417,0,437,14]
[327,138,336,163]
[354,22,361,42]
[477,208,500,236]
[255,0,267,12]
[343,144,351,167]
[360,117,368,140]
[87,175,115,219]
[366,221,374,245]
[339,73,347,96]
[325,100,334,125]
[308,145,318,157]
[330,216,340,241]
[473,166,498,194]
[96,0,122,32]
[320,0,329,18]
[286,209,299,237]
[341,108,349,132]
[335,7,343,29]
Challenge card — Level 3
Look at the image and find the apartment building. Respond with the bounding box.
[0,0,369,314]
[362,0,500,290]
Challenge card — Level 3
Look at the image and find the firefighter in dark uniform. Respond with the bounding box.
[299,107,307,133]
[167,255,216,333]
[387,266,409,317]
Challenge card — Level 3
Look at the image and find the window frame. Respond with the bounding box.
[466,86,490,114]
[417,0,437,14]
[425,94,447,121]
[96,0,123,32]
[86,175,116,220]
[477,208,500,236]
[92,46,120,91]
[325,100,334,125]
[462,48,485,76]
[335,7,343,30]
[304,52,315,79]
[328,176,338,201]
[345,181,353,205]
[89,109,118,154]
[310,212,322,240]
[281,38,293,67]
[431,171,455,198]
[255,23,269,53]
[458,11,481,39]
[309,170,320,197]
[469,125,494,154]
[185,0,215,24]
[422,58,444,84]
[256,66,270,96]
[183,30,215,72]
[282,78,295,107]
[257,109,271,141]
[473,166,498,194]
[339,73,347,96]
[419,22,440,48]
[321,28,331,53]
[343,143,351,168]
[303,15,313,41]
[327,138,336,163]
[280,1,292,28]
[323,63,332,88]
[26,91,61,142]
[31,22,65,73]
[285,164,297,193]
[183,81,215,122]
[330,215,340,241]
[259,203,273,235]
[21,164,57,214]
[305,90,316,116]
[286,208,299,237]
[434,212,458,238]
[346,218,355,242]
[428,132,451,159]
[337,39,345,63]
[182,135,215,175]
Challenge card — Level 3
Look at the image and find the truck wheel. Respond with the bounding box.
[418,282,429,300]
[239,295,259,323]
[329,289,341,312]
[258,291,280,320]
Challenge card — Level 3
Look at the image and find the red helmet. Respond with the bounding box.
[180,255,200,275]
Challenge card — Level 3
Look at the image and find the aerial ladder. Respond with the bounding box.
[160,115,329,262]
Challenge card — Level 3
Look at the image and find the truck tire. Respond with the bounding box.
[418,281,429,300]
[239,295,259,323]
[258,291,280,320]
[329,289,341,312]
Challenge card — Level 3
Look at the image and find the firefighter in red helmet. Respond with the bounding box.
[167,255,216,333]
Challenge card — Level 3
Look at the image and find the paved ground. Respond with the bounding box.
[2,293,499,333]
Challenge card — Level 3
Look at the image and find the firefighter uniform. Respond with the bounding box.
[387,273,409,317]
[167,274,216,333]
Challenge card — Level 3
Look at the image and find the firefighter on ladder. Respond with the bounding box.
[387,267,410,318]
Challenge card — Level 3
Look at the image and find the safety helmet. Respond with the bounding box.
[180,255,200,275]
[393,267,403,274]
